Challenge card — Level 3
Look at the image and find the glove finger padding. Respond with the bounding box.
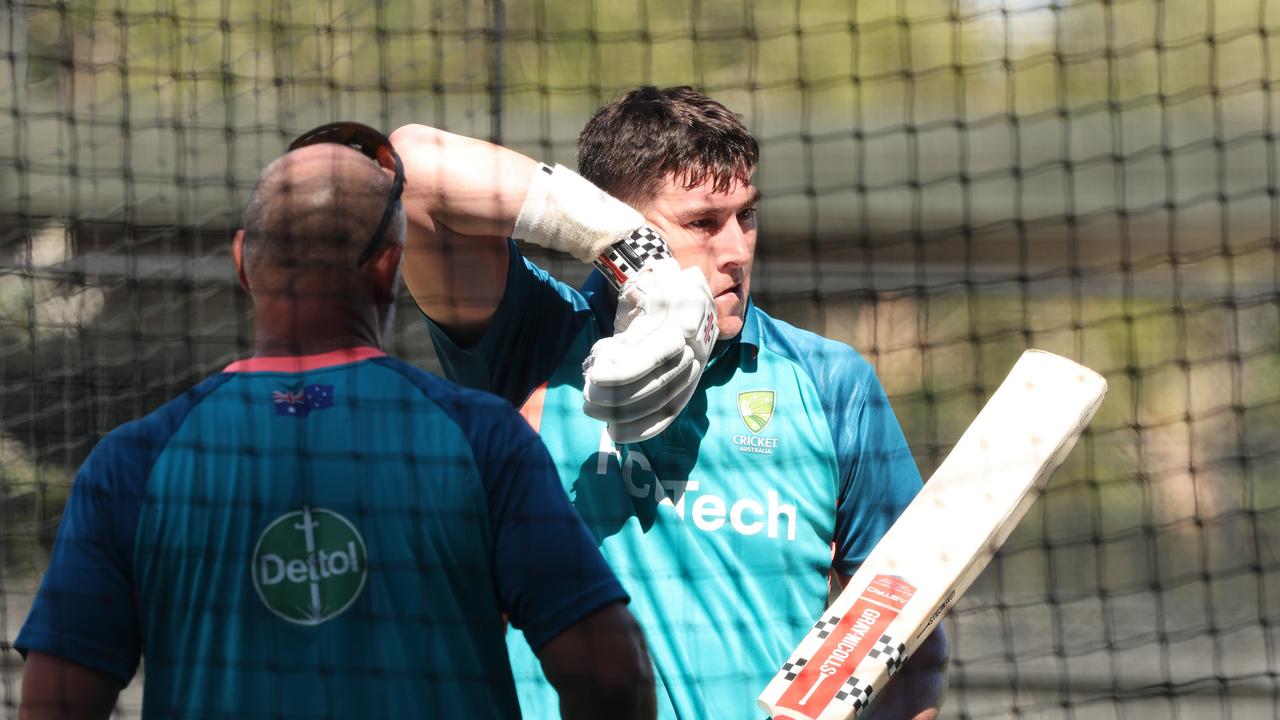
[602,378,701,444]
[582,320,688,389]
[614,264,716,341]
[583,348,698,423]
[583,258,718,444]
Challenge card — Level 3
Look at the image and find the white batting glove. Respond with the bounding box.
[582,257,718,444]
[511,162,719,441]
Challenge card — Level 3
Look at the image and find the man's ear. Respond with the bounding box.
[367,242,404,305]
[231,230,251,293]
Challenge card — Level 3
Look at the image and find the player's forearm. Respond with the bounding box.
[557,679,656,720]
[389,124,536,238]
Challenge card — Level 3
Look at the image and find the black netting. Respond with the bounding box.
[2,0,1277,717]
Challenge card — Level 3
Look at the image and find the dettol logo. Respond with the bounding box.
[252,506,368,626]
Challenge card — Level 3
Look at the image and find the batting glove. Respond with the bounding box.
[582,256,718,444]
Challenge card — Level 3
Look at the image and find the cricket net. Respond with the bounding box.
[1,0,1277,717]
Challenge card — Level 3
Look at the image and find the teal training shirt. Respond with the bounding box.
[427,243,923,719]
[17,348,627,718]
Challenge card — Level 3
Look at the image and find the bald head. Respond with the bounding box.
[242,143,403,274]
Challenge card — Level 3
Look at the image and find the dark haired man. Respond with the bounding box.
[16,125,654,719]
[393,86,947,719]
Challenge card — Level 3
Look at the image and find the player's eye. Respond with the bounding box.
[738,207,758,223]
[688,218,718,230]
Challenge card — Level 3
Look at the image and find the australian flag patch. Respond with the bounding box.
[272,384,334,417]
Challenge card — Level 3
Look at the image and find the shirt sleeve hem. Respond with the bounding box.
[519,579,631,653]
[15,628,137,686]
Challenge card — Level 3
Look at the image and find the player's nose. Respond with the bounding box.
[715,220,751,272]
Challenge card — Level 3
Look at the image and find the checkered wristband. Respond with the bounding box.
[593,226,672,291]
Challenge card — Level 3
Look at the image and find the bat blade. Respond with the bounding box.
[758,349,1108,720]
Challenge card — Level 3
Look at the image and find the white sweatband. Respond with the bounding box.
[512,163,649,263]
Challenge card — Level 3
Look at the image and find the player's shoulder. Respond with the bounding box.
[369,357,543,489]
[104,372,232,448]
[81,373,234,489]
[510,241,595,311]
[752,306,876,386]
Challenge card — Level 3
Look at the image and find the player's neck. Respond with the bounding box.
[250,299,386,358]
[252,332,380,358]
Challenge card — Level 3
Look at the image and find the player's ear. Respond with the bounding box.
[366,242,403,305]
[231,230,251,293]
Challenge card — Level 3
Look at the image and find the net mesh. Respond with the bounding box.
[2,0,1278,717]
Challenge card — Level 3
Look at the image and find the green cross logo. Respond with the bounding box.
[252,506,368,626]
[738,390,776,434]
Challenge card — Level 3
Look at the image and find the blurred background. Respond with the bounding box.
[1,0,1277,717]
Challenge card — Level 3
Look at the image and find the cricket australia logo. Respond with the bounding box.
[734,390,781,455]
[738,390,775,433]
[252,506,368,626]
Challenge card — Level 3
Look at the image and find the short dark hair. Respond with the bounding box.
[577,86,758,205]
[242,150,401,272]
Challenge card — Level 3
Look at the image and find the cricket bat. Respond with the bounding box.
[758,349,1107,720]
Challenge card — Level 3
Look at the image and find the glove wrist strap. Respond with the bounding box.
[593,226,672,291]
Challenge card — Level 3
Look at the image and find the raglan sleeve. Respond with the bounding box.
[424,239,594,407]
[475,398,629,651]
[830,358,924,577]
[15,427,146,685]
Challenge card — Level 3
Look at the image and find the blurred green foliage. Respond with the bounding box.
[3,0,1277,598]
[14,0,1268,121]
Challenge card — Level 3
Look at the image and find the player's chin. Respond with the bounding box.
[713,294,745,336]
[715,313,746,340]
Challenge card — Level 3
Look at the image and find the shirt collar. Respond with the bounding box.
[735,298,762,349]
[223,346,385,373]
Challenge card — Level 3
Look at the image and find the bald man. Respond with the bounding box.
[16,123,655,720]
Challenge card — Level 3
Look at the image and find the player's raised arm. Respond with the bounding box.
[388,124,532,344]
[390,124,719,442]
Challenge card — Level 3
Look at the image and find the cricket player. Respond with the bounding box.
[16,123,655,719]
[392,87,947,718]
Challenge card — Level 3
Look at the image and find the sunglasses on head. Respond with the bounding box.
[288,121,406,268]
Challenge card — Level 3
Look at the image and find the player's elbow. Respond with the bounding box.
[389,123,443,155]
[916,623,950,682]
[388,124,450,218]
[581,648,655,720]
[389,123,472,168]
[607,630,655,710]
[903,624,951,713]
[862,625,949,720]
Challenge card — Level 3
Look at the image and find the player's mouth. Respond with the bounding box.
[715,283,742,302]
